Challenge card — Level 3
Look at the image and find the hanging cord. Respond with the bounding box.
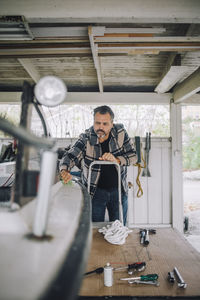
[134,144,146,198]
[33,101,48,137]
[98,220,132,245]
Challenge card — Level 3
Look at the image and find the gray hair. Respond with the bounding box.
[93,105,114,121]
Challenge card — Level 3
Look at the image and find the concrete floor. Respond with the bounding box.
[183,178,200,253]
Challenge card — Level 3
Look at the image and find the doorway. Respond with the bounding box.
[182,105,200,252]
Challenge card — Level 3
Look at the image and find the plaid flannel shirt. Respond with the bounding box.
[60,123,137,198]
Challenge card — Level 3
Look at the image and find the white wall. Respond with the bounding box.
[127,138,171,227]
[0,137,172,227]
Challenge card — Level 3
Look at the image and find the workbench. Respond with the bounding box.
[79,227,200,299]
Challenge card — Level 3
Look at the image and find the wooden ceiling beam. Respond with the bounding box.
[98,47,200,53]
[1,91,199,105]
[0,48,91,58]
[182,93,200,105]
[98,42,200,47]
[88,26,103,93]
[104,27,166,34]
[155,53,198,93]
[0,92,171,105]
[173,67,200,103]
[29,26,166,39]
[95,36,200,43]
[155,65,198,93]
[18,58,40,83]
[0,43,199,58]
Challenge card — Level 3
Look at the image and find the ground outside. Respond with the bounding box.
[183,171,200,253]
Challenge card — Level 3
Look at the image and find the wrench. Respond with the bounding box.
[174,267,187,288]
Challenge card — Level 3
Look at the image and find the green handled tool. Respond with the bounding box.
[120,273,158,281]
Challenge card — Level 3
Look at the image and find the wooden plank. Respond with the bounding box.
[173,67,200,103]
[104,28,166,34]
[101,33,154,38]
[155,66,198,93]
[0,92,172,105]
[0,48,92,58]
[183,93,200,104]
[80,228,200,297]
[29,26,164,39]
[95,36,200,43]
[18,58,41,83]
[98,42,200,48]
[98,47,200,54]
[0,39,89,44]
[88,26,103,93]
[155,52,179,93]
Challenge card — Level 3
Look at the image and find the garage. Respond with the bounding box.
[0,1,200,299]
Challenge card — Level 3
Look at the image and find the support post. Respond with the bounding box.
[13,81,34,205]
[170,102,183,233]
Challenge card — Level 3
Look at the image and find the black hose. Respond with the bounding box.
[33,102,49,137]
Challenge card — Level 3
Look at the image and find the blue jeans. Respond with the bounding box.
[92,187,128,225]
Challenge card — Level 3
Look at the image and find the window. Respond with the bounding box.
[0,104,170,138]
[41,104,170,138]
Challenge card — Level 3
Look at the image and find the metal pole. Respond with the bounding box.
[33,151,57,237]
[88,161,123,225]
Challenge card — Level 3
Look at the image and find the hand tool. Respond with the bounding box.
[174,267,187,288]
[144,229,149,245]
[135,136,141,164]
[168,271,175,283]
[134,136,145,198]
[140,229,156,245]
[128,279,160,286]
[84,267,104,276]
[120,273,158,282]
[142,132,151,177]
[114,262,146,274]
[140,230,146,244]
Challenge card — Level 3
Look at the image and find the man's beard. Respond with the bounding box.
[96,130,106,138]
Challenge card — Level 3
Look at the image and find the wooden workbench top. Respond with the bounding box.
[79,228,200,298]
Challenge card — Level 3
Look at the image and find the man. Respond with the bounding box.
[60,105,137,225]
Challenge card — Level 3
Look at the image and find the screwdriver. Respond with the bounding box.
[120,273,158,281]
[84,267,104,276]
[114,262,146,272]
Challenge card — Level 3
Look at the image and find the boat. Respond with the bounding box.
[0,77,92,300]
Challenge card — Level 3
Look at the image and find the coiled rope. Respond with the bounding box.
[134,148,146,198]
[98,220,132,245]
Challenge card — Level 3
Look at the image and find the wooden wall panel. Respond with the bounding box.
[128,138,171,227]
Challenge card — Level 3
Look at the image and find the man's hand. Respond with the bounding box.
[99,153,120,164]
[60,169,72,184]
